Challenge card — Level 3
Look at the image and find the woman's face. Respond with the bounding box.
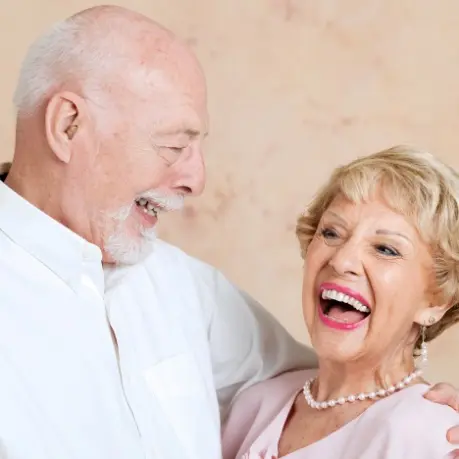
[302,193,440,366]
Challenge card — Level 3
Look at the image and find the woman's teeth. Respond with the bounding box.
[136,198,159,217]
[321,289,370,313]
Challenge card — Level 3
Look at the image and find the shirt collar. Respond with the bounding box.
[0,180,103,292]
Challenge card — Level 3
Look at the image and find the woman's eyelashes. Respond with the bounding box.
[319,226,403,258]
[320,226,340,240]
[374,243,401,258]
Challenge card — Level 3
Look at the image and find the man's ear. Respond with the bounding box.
[45,91,86,164]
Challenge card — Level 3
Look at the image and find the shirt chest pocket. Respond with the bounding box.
[144,353,217,457]
[144,352,207,399]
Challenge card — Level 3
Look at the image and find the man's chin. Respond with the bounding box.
[103,231,157,265]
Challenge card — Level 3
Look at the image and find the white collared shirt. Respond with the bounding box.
[0,180,315,459]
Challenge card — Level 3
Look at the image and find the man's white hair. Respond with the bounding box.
[13,10,152,117]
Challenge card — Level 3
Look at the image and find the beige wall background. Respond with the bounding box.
[1,0,458,384]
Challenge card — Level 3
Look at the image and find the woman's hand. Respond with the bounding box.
[424,382,459,457]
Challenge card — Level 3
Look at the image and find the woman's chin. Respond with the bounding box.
[310,319,370,363]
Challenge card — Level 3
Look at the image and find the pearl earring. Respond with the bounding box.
[420,325,428,367]
[420,316,434,367]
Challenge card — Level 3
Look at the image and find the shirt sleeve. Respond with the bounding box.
[187,254,318,421]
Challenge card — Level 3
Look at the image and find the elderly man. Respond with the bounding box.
[0,5,458,459]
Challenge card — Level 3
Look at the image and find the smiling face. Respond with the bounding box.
[302,193,438,367]
[93,59,208,264]
[52,40,209,264]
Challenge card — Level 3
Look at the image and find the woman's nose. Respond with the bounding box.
[328,240,363,277]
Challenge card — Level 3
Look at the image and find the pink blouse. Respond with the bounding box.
[222,369,459,459]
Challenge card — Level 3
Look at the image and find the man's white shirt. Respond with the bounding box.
[0,180,315,459]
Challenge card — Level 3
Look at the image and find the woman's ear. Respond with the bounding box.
[414,302,452,326]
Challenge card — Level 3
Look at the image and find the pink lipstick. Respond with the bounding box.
[318,282,370,331]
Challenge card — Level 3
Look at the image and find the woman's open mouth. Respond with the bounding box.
[318,283,371,330]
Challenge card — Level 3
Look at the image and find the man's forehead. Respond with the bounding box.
[134,63,208,137]
[149,101,209,137]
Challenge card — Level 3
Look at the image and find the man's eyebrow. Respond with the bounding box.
[155,126,208,138]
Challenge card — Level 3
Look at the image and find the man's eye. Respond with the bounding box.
[168,146,186,154]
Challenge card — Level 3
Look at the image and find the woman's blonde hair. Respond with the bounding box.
[296,145,459,351]
[0,162,11,176]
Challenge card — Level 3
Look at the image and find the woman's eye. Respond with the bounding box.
[375,244,400,257]
[320,228,339,239]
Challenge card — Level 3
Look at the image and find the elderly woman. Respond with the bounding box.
[222,146,459,458]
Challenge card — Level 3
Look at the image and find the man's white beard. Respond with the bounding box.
[102,190,184,265]
[104,203,158,265]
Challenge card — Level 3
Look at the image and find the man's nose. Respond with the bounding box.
[328,239,363,277]
[172,147,206,196]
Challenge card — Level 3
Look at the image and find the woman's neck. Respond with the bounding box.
[313,357,422,402]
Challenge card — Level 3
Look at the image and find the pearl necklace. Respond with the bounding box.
[303,368,422,410]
